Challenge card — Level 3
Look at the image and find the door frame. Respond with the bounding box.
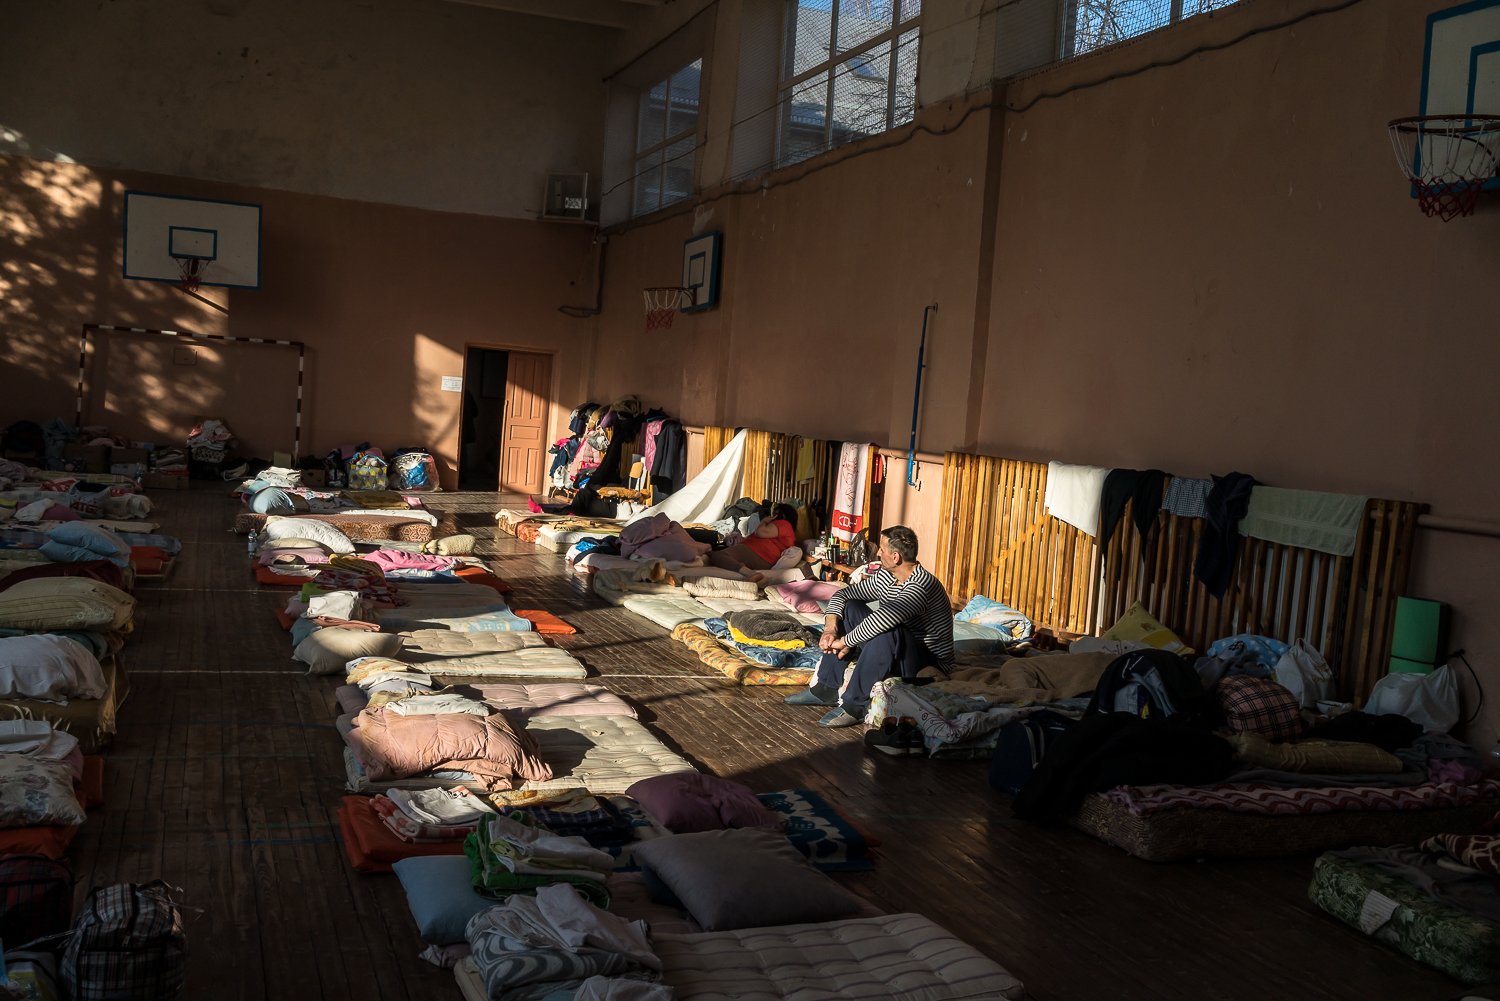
[462,342,560,492]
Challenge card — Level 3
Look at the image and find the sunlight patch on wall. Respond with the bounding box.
[413,331,462,464]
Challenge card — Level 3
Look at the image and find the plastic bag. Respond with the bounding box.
[1363,665,1460,734]
[1271,638,1334,708]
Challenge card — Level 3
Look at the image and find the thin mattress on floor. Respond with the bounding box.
[342,712,694,795]
[416,647,588,679]
[1309,851,1500,985]
[334,681,635,718]
[234,511,436,542]
[0,656,128,754]
[453,913,1024,1001]
[375,605,533,633]
[536,523,622,552]
[620,592,717,630]
[395,629,546,661]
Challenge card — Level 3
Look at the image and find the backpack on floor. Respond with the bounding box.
[0,854,73,947]
[347,450,388,492]
[989,710,1077,795]
[323,449,348,489]
[63,881,186,1001]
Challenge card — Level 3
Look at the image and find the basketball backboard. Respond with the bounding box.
[681,231,721,312]
[1421,0,1500,192]
[123,191,262,289]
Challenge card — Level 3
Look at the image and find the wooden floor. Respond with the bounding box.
[67,484,1463,1001]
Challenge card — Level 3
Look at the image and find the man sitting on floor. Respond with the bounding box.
[785,525,955,727]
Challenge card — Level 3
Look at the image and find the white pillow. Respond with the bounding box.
[261,517,355,554]
[0,634,107,700]
[0,756,85,826]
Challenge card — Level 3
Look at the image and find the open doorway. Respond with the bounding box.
[458,347,554,494]
[458,347,506,490]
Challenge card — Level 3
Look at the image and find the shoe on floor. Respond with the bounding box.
[897,716,926,756]
[818,707,862,728]
[864,716,907,755]
[784,685,837,706]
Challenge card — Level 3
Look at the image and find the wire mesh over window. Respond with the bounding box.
[775,1,921,170]
[634,59,702,217]
[1063,0,1241,59]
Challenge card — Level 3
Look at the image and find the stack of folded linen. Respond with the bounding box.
[466,813,614,906]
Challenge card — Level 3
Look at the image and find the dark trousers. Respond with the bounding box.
[814,599,936,714]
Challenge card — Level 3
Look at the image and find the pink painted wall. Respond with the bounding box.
[981,0,1500,748]
[0,154,598,486]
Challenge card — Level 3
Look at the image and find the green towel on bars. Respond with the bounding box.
[1238,487,1367,557]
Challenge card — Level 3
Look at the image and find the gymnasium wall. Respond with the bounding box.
[591,0,1500,748]
[0,154,600,485]
[0,0,610,219]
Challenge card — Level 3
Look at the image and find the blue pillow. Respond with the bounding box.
[391,855,496,944]
[44,522,130,567]
[953,594,1033,641]
[1206,634,1288,668]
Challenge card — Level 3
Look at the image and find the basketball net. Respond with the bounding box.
[174,256,212,293]
[642,287,693,331]
[1387,115,1500,221]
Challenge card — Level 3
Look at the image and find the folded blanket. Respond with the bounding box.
[682,576,759,600]
[346,711,552,791]
[935,652,1114,704]
[725,609,817,645]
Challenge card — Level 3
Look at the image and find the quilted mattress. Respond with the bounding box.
[343,713,694,795]
[334,681,634,718]
[1069,790,1500,862]
[620,592,717,630]
[233,512,436,542]
[1309,852,1500,984]
[651,913,1025,1001]
[375,605,532,633]
[395,629,546,660]
[536,523,622,553]
[422,647,588,679]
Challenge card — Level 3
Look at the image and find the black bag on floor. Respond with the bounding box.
[0,854,73,947]
[63,881,186,1000]
[989,710,1077,795]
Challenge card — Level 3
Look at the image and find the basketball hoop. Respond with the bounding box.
[1387,114,1500,221]
[642,287,693,331]
[173,255,212,293]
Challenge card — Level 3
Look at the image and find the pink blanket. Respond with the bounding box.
[363,549,460,572]
[346,711,553,790]
[619,513,710,562]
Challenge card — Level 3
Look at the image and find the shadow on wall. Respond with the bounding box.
[0,151,270,448]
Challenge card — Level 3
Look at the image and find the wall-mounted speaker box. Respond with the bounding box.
[1389,596,1449,674]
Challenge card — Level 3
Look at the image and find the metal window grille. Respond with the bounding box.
[775,0,922,170]
[1062,0,1241,59]
[633,59,703,217]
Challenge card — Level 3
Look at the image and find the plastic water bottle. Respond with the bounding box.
[246,529,258,557]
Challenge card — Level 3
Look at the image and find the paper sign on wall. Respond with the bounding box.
[440,376,463,392]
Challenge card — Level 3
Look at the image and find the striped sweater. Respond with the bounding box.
[826,564,955,669]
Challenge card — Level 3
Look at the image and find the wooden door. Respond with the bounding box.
[499,351,552,494]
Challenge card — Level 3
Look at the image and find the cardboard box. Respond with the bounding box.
[111,446,149,465]
[143,471,188,491]
[300,468,327,488]
[62,443,109,473]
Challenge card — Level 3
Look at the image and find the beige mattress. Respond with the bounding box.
[234,511,435,542]
[455,913,1024,1001]
[620,592,717,630]
[536,523,622,552]
[421,647,588,680]
[343,713,694,795]
[0,656,128,754]
[334,680,634,718]
[654,914,1024,1000]
[395,629,546,661]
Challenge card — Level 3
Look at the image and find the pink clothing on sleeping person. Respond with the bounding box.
[362,549,460,572]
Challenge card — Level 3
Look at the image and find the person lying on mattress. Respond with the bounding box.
[786,525,955,728]
[707,503,800,580]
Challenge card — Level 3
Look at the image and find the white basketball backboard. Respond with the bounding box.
[123,191,262,289]
[1421,0,1500,192]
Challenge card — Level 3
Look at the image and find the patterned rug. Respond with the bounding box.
[757,789,880,872]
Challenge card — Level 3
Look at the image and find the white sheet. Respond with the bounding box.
[627,429,748,527]
[1043,461,1109,536]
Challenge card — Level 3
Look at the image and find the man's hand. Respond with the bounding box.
[819,628,838,653]
[831,637,851,659]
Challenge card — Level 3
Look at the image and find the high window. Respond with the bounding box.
[633,59,703,217]
[777,1,921,169]
[1063,0,1241,58]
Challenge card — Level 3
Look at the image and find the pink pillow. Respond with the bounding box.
[771,579,842,614]
[627,773,779,834]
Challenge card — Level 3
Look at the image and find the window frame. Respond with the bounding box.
[1060,0,1241,60]
[631,58,704,218]
[775,1,922,168]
